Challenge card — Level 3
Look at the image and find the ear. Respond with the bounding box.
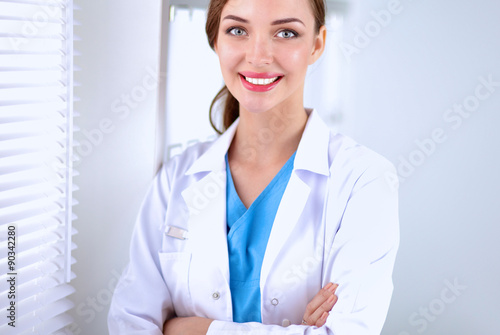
[308,25,327,65]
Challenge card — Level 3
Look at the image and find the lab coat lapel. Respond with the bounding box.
[181,171,230,283]
[260,109,331,288]
[180,119,240,288]
[260,172,311,287]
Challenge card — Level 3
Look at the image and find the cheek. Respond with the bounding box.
[217,42,242,72]
[277,46,311,73]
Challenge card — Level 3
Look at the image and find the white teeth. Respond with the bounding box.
[244,76,279,85]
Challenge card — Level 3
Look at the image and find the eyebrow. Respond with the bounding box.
[271,18,305,26]
[222,15,305,27]
[223,15,249,23]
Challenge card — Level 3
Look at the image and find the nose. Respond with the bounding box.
[246,35,273,66]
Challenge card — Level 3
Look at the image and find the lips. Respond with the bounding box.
[239,71,284,92]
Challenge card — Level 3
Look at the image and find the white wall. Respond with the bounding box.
[71,0,500,334]
[337,1,500,334]
[70,0,162,333]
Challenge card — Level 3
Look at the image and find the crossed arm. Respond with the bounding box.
[163,283,339,335]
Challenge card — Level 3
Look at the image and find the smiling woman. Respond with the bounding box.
[107,0,399,334]
[207,0,326,133]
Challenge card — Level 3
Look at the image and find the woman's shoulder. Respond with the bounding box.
[327,132,396,180]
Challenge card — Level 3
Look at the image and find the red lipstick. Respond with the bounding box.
[239,71,284,92]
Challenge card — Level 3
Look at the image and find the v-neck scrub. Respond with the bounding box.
[225,151,296,323]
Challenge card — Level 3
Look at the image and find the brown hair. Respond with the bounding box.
[206,0,326,134]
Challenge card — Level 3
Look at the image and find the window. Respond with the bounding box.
[0,0,77,333]
[161,3,222,162]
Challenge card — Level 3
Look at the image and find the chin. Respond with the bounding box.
[239,101,278,114]
[234,93,281,114]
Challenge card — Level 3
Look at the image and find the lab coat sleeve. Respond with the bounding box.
[108,166,173,335]
[206,158,400,335]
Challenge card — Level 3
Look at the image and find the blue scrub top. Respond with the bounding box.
[225,151,296,323]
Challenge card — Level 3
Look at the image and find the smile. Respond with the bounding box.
[239,72,284,92]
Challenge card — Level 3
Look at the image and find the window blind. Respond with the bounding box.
[0,0,78,334]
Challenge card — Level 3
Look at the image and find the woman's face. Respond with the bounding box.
[214,0,325,115]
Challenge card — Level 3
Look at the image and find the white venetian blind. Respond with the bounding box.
[0,0,78,334]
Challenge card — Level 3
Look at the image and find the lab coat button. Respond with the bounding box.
[271,298,279,306]
[212,291,220,300]
[282,319,291,327]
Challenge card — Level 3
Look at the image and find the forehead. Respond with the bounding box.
[221,0,314,24]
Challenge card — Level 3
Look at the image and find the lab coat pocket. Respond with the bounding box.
[158,251,193,316]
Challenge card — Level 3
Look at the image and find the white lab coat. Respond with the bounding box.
[108,109,400,335]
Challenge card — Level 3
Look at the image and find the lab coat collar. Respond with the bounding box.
[294,108,331,176]
[185,108,331,176]
[185,117,240,175]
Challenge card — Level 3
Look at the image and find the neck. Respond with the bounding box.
[229,105,308,166]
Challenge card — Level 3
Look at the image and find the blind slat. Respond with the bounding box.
[0,213,60,242]
[3,241,64,274]
[19,312,74,335]
[0,1,66,8]
[0,54,64,68]
[0,82,65,89]
[0,254,77,293]
[0,65,65,71]
[0,270,77,309]
[0,49,64,55]
[0,70,63,84]
[0,287,75,329]
[0,100,67,113]
[0,199,61,225]
[0,162,44,177]
[0,16,62,24]
[0,138,66,155]
[0,211,76,241]
[0,151,61,169]
[0,186,62,208]
[0,115,65,127]
[0,86,67,101]
[0,165,52,184]
[0,35,63,47]
[0,226,77,258]
[1,226,61,254]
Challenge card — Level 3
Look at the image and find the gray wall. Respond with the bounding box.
[70,0,162,333]
[338,1,500,334]
[71,0,500,334]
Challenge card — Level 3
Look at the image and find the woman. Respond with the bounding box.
[108,0,399,334]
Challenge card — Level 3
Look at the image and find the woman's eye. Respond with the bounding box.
[277,30,297,39]
[228,28,246,36]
